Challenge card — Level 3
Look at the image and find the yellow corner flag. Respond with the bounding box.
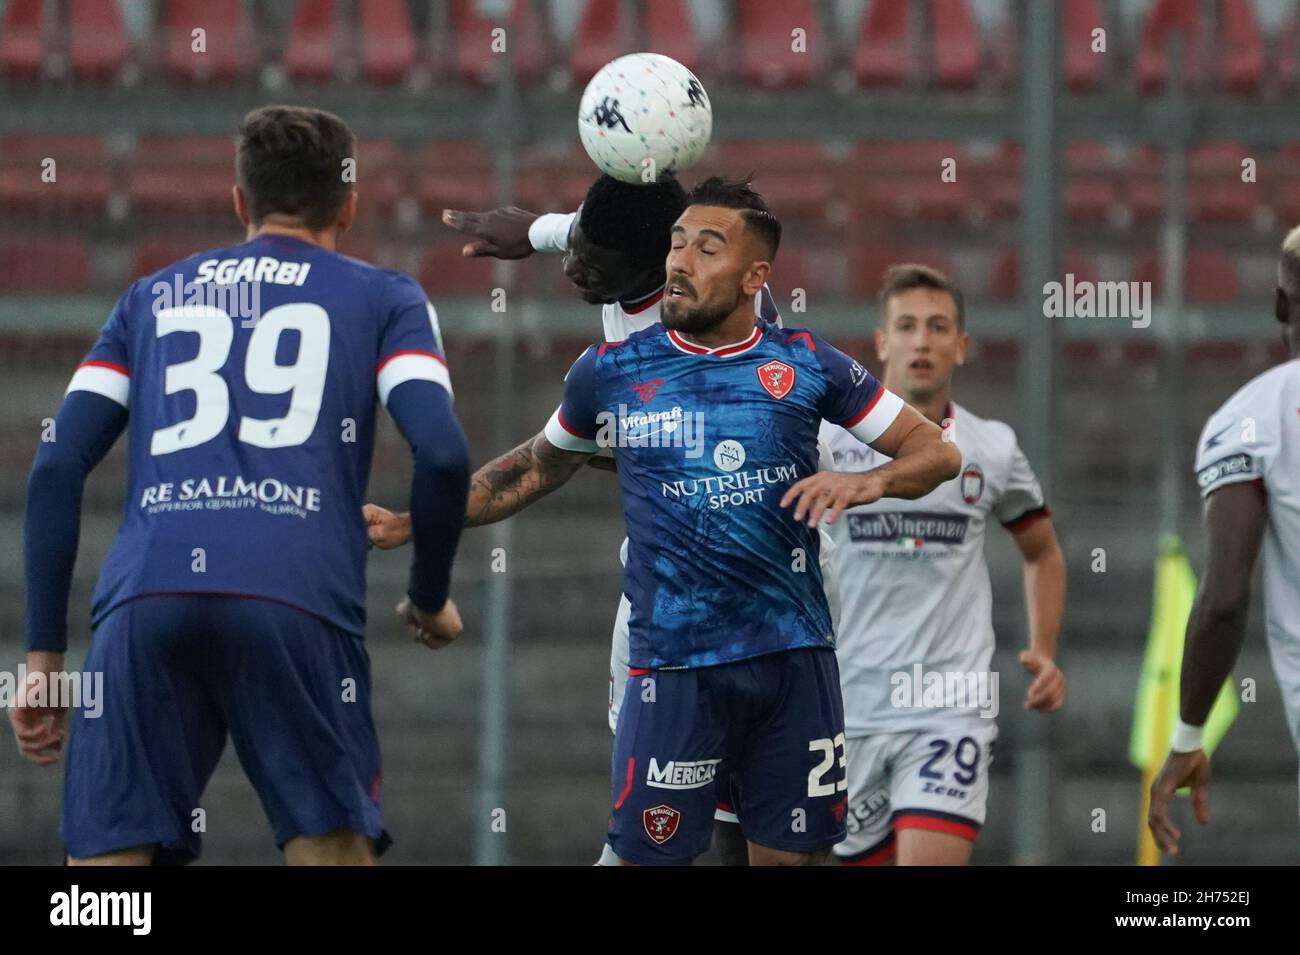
[1130,534,1239,865]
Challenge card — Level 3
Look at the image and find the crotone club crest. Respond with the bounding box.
[642,804,681,844]
[961,463,984,505]
[756,360,795,399]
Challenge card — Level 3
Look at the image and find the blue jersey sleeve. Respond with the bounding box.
[376,273,452,405]
[24,391,129,651]
[542,344,600,453]
[66,286,135,408]
[385,380,470,613]
[810,333,904,444]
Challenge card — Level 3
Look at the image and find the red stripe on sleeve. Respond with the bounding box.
[1003,505,1052,534]
[79,359,129,376]
[842,387,884,429]
[557,408,595,441]
[376,349,447,373]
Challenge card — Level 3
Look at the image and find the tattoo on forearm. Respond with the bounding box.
[465,434,586,526]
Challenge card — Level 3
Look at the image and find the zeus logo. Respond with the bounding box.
[646,758,722,790]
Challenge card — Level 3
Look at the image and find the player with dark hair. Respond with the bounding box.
[375,176,960,865]
[10,105,469,865]
[823,263,1066,866]
[370,174,838,865]
[1149,225,1300,854]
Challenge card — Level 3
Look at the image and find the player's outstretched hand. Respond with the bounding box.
[1019,650,1065,712]
[9,653,69,765]
[441,207,538,259]
[398,596,463,651]
[364,504,412,549]
[1148,749,1212,857]
[780,471,885,528]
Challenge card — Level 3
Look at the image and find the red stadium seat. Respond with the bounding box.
[164,0,253,83]
[516,141,595,211]
[570,0,622,85]
[68,0,128,82]
[1278,13,1298,90]
[1133,249,1239,303]
[989,249,1099,301]
[846,247,955,299]
[929,0,980,90]
[1187,141,1255,223]
[451,0,547,86]
[0,0,44,80]
[644,0,698,73]
[737,0,818,89]
[413,140,496,213]
[129,237,238,279]
[0,239,91,292]
[1217,0,1263,94]
[128,135,235,216]
[0,134,111,213]
[360,0,415,85]
[283,0,336,83]
[1065,141,1118,222]
[1135,0,1201,94]
[1063,0,1104,92]
[419,242,495,294]
[852,141,970,222]
[354,138,405,215]
[854,0,912,88]
[1124,145,1164,222]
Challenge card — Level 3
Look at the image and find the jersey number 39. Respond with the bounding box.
[150,304,329,456]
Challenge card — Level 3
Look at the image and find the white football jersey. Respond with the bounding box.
[1194,360,1300,748]
[821,402,1047,737]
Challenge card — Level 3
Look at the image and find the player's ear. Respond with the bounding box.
[232,185,250,228]
[744,260,770,297]
[873,327,888,363]
[955,330,970,367]
[337,192,358,233]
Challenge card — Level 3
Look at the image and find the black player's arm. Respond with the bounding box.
[1179,481,1268,724]
[440,206,574,259]
[466,430,593,526]
[864,403,962,499]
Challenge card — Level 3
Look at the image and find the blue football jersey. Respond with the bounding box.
[543,322,904,669]
[66,234,452,636]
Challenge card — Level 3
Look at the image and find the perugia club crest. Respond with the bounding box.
[642,804,681,844]
[961,463,984,505]
[756,360,795,399]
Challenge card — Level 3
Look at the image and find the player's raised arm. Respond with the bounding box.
[783,338,961,527]
[13,304,131,764]
[441,206,576,259]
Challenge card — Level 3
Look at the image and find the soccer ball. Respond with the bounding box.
[577,53,712,185]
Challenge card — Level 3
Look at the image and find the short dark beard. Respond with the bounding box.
[661,291,740,335]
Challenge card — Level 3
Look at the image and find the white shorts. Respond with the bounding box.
[834,723,998,864]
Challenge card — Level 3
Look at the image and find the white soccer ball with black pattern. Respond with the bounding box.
[577,53,712,185]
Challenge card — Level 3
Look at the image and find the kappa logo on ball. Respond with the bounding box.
[642,804,682,844]
[756,360,795,399]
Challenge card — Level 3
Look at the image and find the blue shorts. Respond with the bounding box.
[62,594,388,863]
[608,647,847,865]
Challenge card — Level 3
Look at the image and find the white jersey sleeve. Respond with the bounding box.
[991,429,1048,530]
[527,211,577,253]
[1194,372,1284,497]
